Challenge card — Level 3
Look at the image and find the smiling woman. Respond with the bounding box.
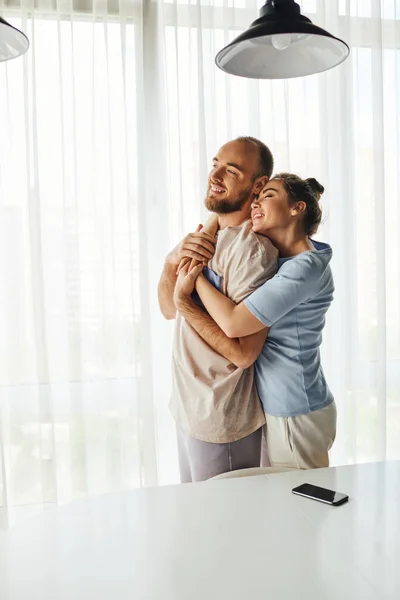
[252,174,324,240]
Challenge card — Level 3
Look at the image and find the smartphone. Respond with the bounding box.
[292,483,349,506]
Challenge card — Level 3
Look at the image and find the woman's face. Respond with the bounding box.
[251,179,293,235]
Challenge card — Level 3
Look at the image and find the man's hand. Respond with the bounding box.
[174,263,204,306]
[177,215,219,274]
[166,225,217,270]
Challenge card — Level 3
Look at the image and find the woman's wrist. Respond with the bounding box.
[202,214,219,237]
[195,273,206,289]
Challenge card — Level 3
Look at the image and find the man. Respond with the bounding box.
[158,137,278,482]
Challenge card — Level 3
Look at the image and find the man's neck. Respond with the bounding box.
[218,210,250,230]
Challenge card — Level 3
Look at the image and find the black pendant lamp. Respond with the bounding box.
[215,0,350,79]
[0,17,29,62]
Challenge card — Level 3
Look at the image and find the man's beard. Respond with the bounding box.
[205,185,253,214]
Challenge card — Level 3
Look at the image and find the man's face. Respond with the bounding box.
[205,140,261,214]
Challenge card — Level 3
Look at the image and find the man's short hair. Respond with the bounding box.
[235,136,274,179]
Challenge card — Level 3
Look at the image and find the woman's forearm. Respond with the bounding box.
[195,274,237,337]
[195,273,267,338]
[202,213,219,237]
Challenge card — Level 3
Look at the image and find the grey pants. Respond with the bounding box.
[176,426,263,483]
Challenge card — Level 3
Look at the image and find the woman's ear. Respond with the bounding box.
[291,201,306,216]
[252,175,269,194]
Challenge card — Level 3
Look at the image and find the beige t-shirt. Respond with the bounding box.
[170,220,278,443]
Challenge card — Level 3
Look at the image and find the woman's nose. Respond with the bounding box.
[251,196,260,210]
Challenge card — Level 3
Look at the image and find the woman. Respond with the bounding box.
[176,173,336,470]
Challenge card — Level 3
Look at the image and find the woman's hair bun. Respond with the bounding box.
[306,177,324,200]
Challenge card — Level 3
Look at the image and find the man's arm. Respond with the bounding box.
[158,261,179,320]
[175,295,267,369]
[157,225,217,320]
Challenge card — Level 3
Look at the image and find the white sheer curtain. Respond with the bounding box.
[0,0,167,527]
[1,0,400,526]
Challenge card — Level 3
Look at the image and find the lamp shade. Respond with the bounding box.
[0,17,29,62]
[215,0,350,79]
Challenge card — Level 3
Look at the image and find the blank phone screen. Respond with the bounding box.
[292,483,348,504]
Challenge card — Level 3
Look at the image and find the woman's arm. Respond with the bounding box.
[202,213,219,236]
[196,251,322,338]
[195,273,267,338]
[175,294,267,368]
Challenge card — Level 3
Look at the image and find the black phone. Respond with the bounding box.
[292,483,349,506]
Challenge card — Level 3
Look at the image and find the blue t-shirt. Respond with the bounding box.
[244,241,334,417]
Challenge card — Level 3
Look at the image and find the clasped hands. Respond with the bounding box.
[168,215,218,305]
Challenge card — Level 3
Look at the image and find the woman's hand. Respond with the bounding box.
[174,263,205,306]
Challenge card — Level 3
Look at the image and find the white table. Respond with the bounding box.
[1,461,400,600]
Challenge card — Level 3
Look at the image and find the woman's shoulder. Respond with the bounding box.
[279,243,332,281]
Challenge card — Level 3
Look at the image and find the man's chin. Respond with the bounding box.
[205,197,247,214]
[205,196,224,213]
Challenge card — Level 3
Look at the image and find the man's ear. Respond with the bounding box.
[252,175,269,194]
